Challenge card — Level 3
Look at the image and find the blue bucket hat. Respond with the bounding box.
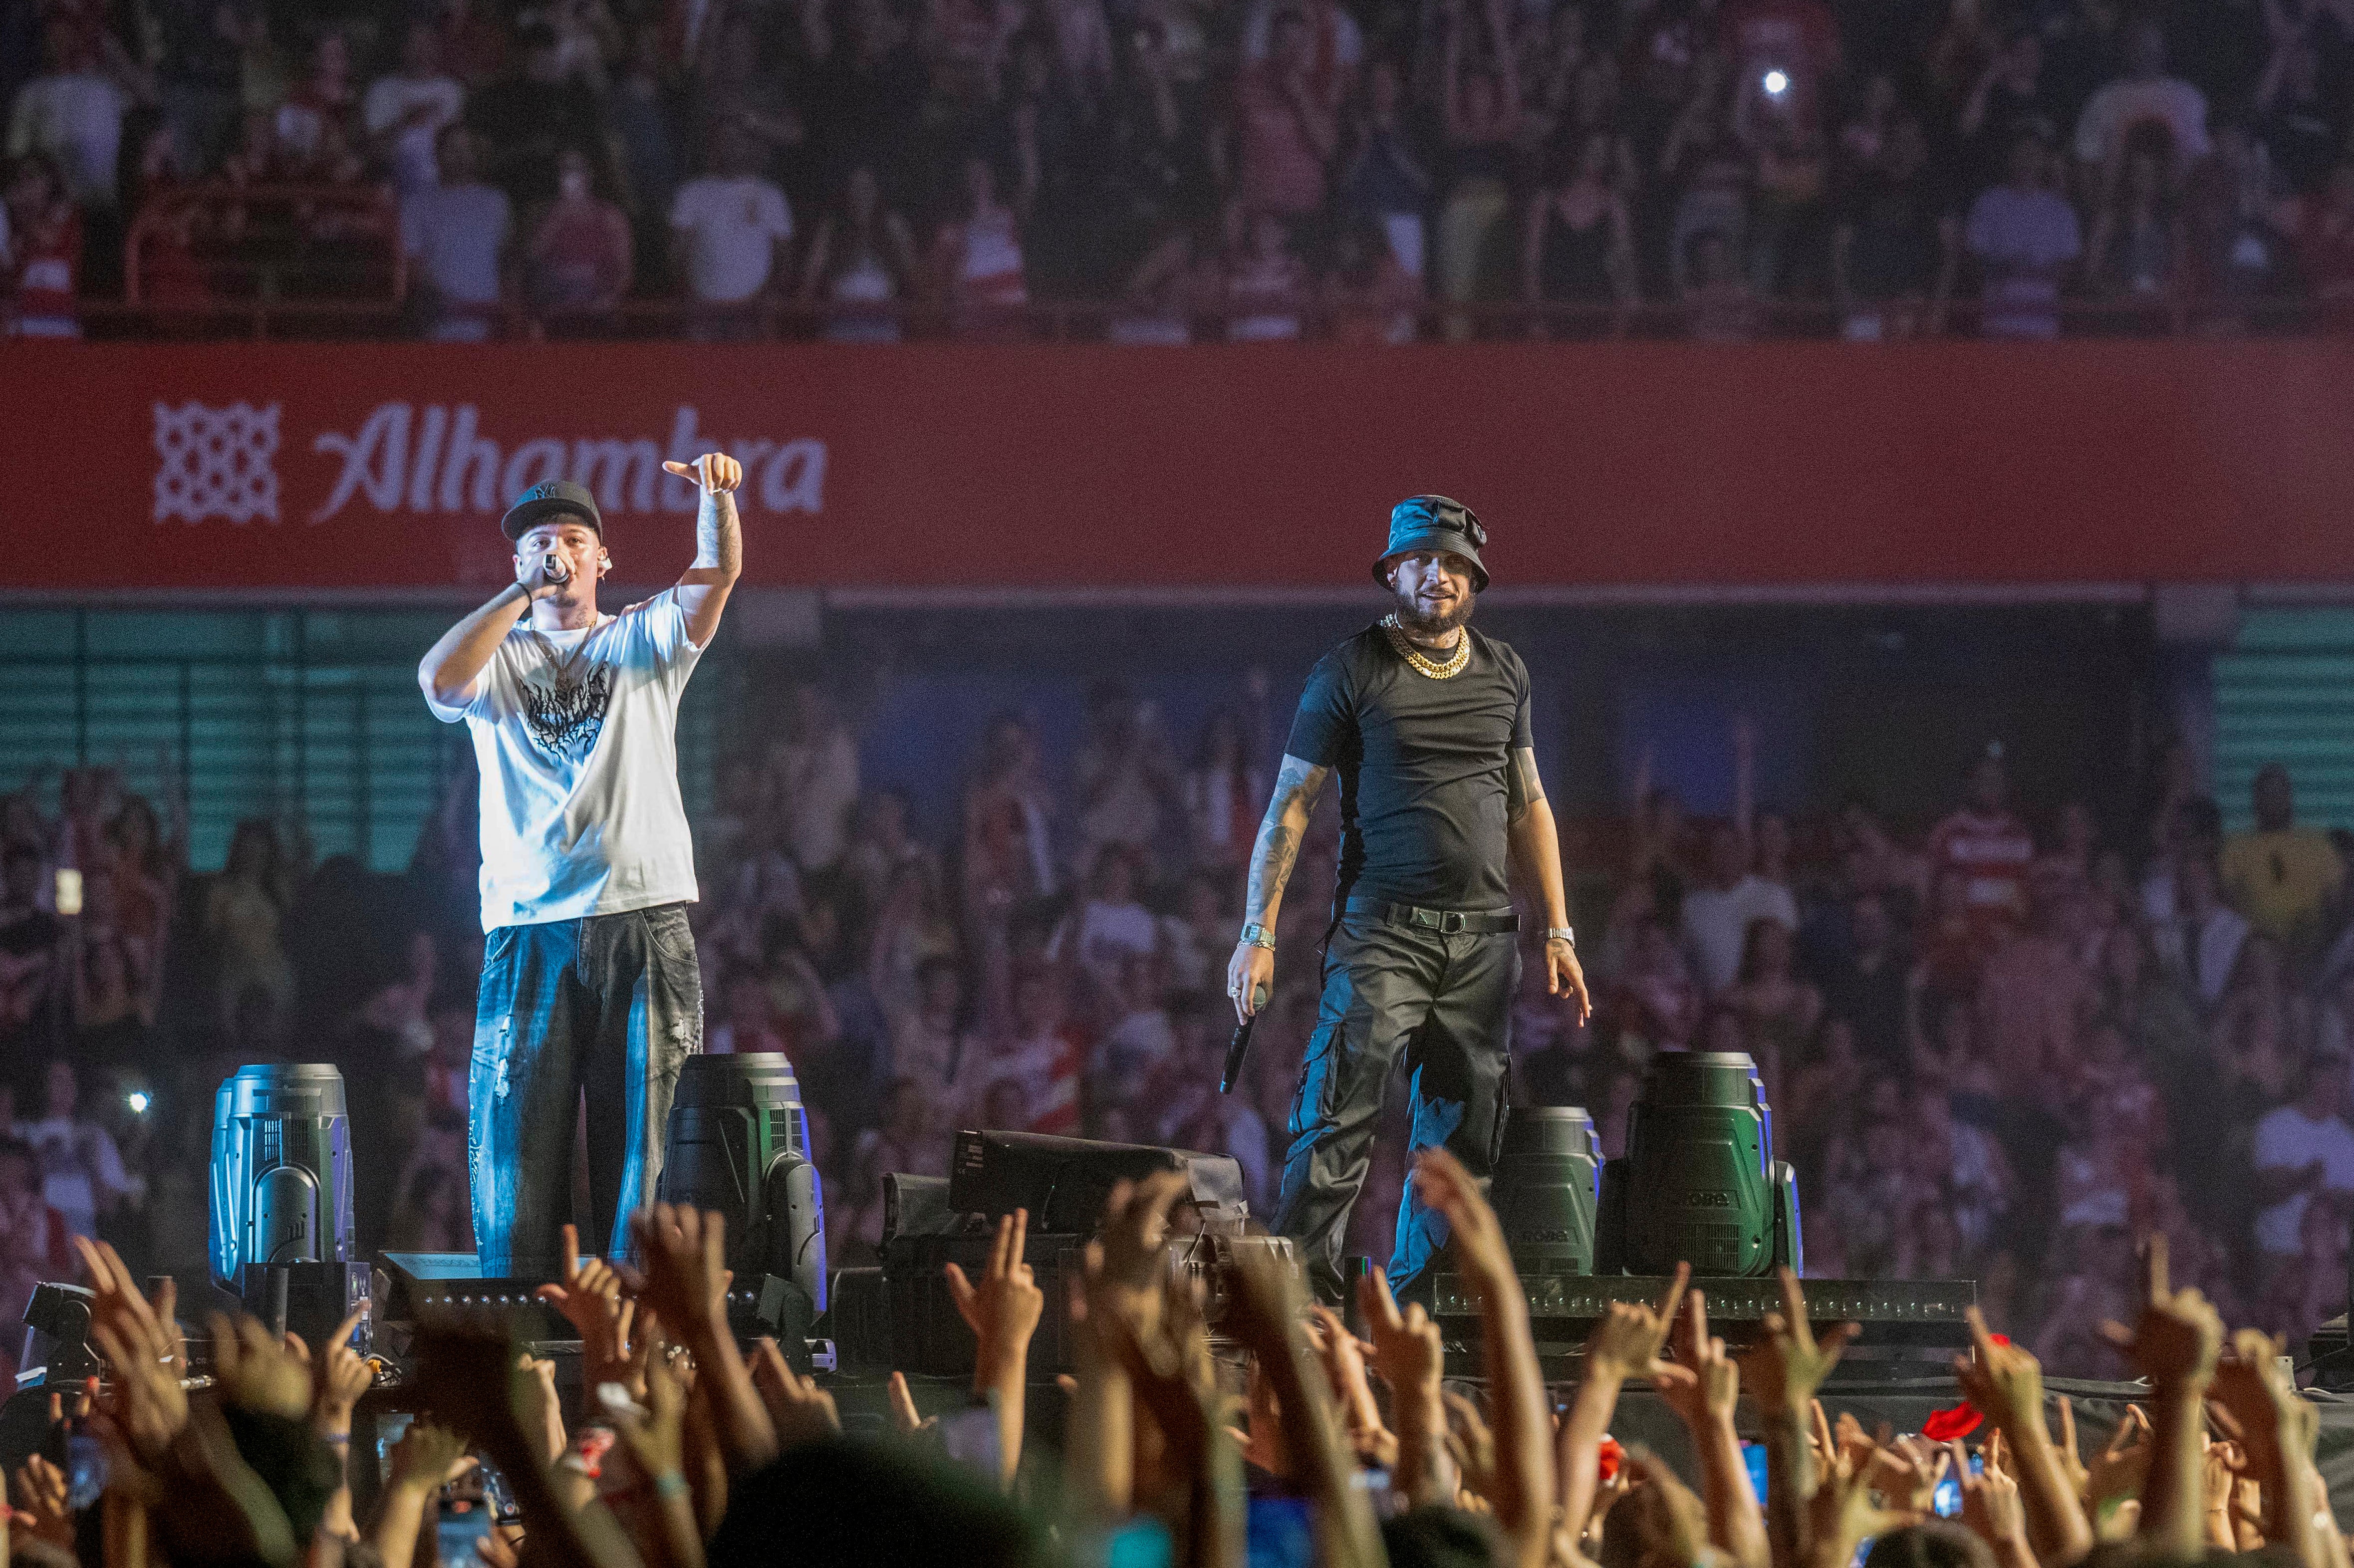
[1373,495,1489,592]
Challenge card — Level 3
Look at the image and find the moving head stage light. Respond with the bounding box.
[211,1064,372,1350]
[654,1053,828,1353]
[1596,1050,1800,1278]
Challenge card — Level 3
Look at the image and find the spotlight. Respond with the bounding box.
[656,1054,826,1357]
[1762,69,1791,97]
[1489,1105,1602,1278]
[211,1064,371,1348]
[126,1091,150,1116]
[1595,1051,1800,1277]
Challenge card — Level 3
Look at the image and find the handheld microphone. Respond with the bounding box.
[540,552,572,587]
[1220,984,1270,1095]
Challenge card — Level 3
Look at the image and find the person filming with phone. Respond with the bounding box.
[417,454,743,1278]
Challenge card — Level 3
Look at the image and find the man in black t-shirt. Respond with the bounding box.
[1225,497,1590,1304]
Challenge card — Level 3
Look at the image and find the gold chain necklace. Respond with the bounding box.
[1381,614,1471,679]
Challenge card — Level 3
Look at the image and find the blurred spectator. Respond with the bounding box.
[1053,845,1159,998]
[2154,852,2250,1009]
[1434,0,1520,335]
[15,1058,138,1244]
[1074,683,1176,867]
[1682,226,1761,337]
[2083,137,2182,325]
[965,963,1084,1134]
[364,22,466,197]
[669,123,794,333]
[933,155,1028,336]
[402,125,511,341]
[271,32,357,177]
[1183,696,1269,871]
[1965,129,2082,337]
[2,154,79,336]
[466,22,604,207]
[2220,761,2344,958]
[2251,1043,2354,1278]
[1226,209,1310,339]
[1524,130,1638,329]
[772,681,861,874]
[1926,747,2034,935]
[1832,115,1956,339]
[151,0,243,177]
[5,19,135,212]
[1238,9,1340,223]
[0,845,61,1059]
[2071,20,2208,182]
[799,166,917,343]
[527,146,633,320]
[1337,58,1432,285]
[1680,821,1798,996]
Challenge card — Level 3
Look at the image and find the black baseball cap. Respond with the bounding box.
[500,479,603,541]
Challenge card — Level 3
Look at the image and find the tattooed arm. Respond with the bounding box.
[665,452,745,649]
[1224,753,1330,1022]
[1506,747,1591,1021]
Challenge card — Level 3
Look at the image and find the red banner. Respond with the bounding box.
[3,340,2352,592]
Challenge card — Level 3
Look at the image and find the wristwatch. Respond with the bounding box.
[1544,926,1576,947]
[1240,922,1276,950]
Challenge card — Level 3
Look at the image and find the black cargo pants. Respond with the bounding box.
[1271,906,1518,1304]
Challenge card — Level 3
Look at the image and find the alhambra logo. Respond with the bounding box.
[150,401,826,523]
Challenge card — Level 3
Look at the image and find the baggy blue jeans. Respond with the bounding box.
[469,903,703,1276]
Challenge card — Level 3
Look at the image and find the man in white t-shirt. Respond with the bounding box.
[2252,1045,2354,1268]
[401,127,510,341]
[1679,820,1799,994]
[418,454,743,1276]
[667,125,792,325]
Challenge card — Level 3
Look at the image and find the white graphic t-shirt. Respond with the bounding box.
[430,591,705,931]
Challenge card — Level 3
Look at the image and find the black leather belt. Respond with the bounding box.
[1344,897,1520,935]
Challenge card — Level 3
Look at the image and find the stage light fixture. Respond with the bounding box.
[1489,1105,1602,1278]
[655,1053,827,1351]
[1595,1051,1801,1278]
[210,1064,372,1348]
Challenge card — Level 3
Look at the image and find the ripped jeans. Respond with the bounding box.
[469,904,703,1276]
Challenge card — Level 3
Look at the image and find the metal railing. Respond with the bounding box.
[46,289,2345,344]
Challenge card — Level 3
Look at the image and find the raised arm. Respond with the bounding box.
[1505,746,1590,1022]
[417,579,537,711]
[664,452,744,648]
[1225,753,1329,1022]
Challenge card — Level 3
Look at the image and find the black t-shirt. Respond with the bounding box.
[1285,624,1533,911]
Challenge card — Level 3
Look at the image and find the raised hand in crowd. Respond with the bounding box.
[1953,1304,2092,1567]
[1416,1148,1552,1568]
[1221,1245,1385,1568]
[629,1203,777,1478]
[1562,1262,1687,1562]
[749,1335,840,1454]
[943,1207,1046,1490]
[2097,1234,2223,1561]
[607,1351,703,1568]
[2210,1326,2330,1568]
[1659,1291,1766,1568]
[1307,1305,1396,1472]
[1096,1250,1243,1568]
[1358,1267,1449,1510]
[371,1421,472,1568]
[1737,1268,1853,1568]
[539,1224,643,1405]
[1951,1440,2038,1568]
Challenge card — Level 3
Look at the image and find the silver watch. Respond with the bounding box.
[1544,925,1576,947]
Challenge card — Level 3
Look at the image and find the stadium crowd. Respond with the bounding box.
[16,1123,2354,1568]
[6,0,2354,337]
[0,665,2350,1392]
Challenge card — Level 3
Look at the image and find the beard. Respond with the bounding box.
[1391,581,1475,637]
